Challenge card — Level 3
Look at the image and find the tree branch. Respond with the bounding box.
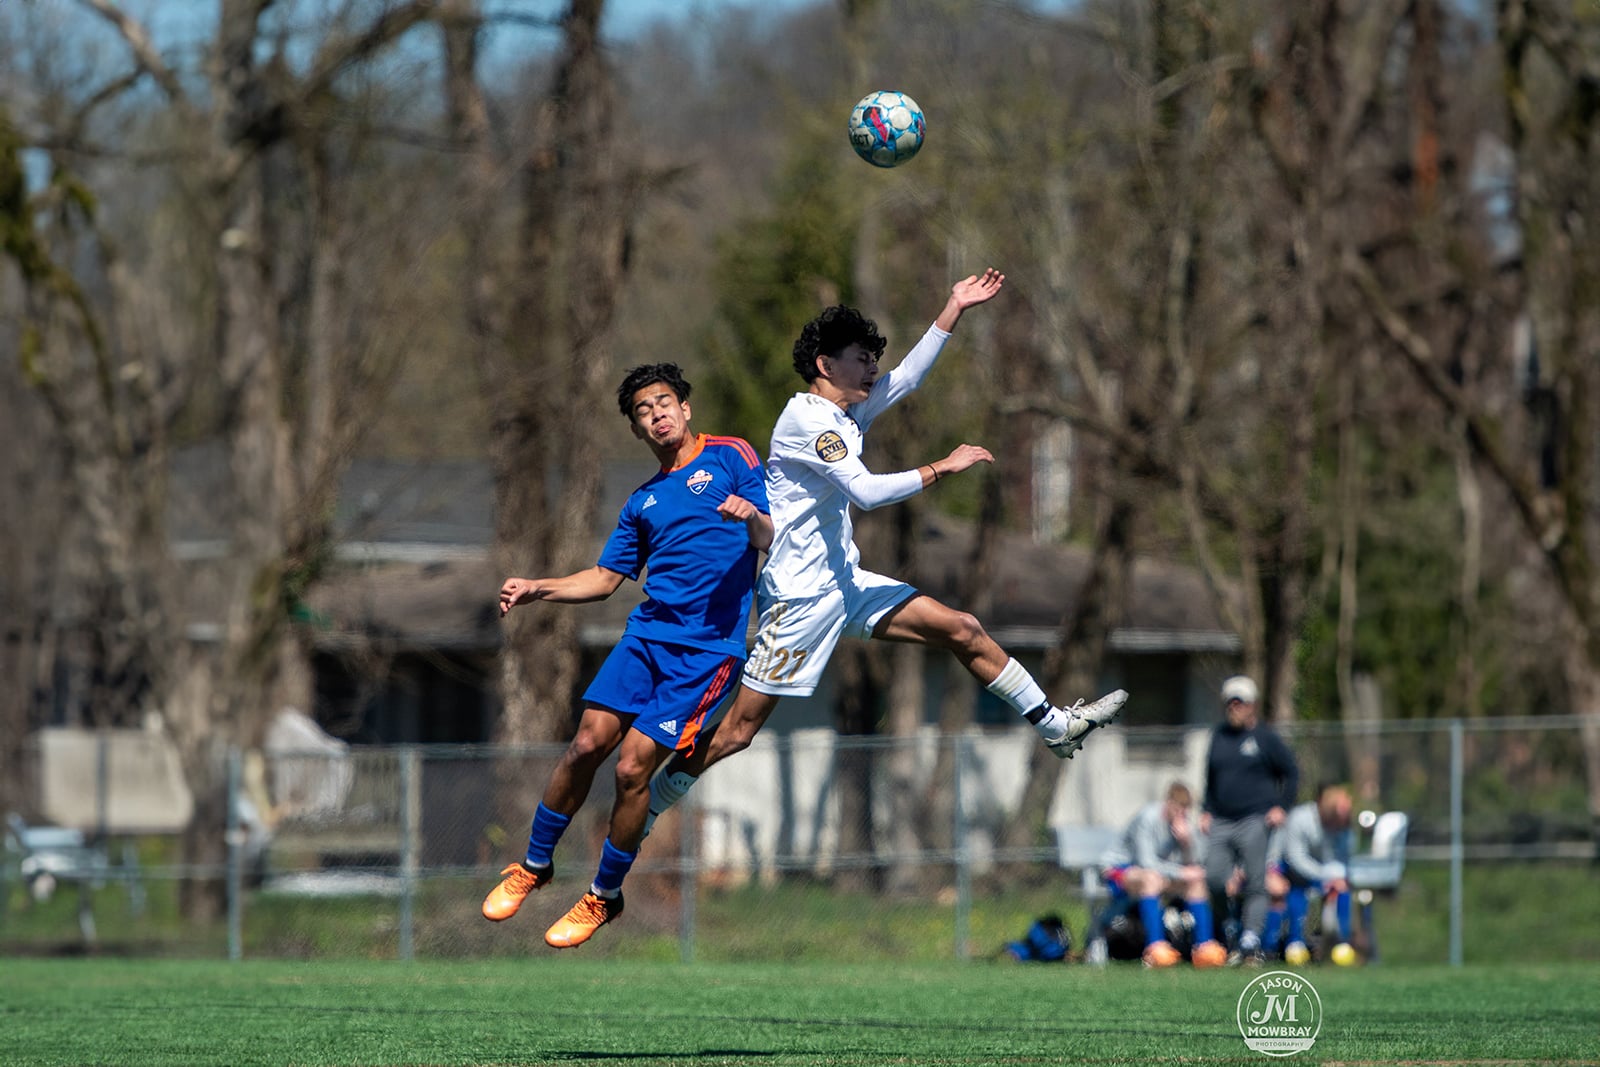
[79,0,199,122]
[299,0,444,105]
[1341,247,1566,562]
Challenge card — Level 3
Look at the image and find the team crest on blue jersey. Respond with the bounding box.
[815,431,848,462]
[686,469,714,495]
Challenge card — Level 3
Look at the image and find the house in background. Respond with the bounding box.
[170,453,1242,745]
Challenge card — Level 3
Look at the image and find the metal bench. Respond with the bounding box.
[1054,825,1121,959]
[1346,810,1410,962]
[3,813,143,943]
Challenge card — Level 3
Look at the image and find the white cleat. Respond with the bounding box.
[1044,689,1128,759]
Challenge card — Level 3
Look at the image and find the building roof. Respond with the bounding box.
[169,449,1236,653]
[299,508,1237,655]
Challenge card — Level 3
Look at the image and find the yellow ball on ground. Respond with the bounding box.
[1284,942,1311,966]
[1330,942,1358,966]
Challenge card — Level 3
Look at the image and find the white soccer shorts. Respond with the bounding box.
[741,568,917,697]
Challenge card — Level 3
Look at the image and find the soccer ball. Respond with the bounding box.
[848,90,925,168]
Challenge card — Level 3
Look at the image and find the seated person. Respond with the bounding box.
[1264,782,1355,963]
[1100,781,1227,968]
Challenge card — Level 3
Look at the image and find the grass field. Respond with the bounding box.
[8,861,1599,965]
[3,959,1595,1066]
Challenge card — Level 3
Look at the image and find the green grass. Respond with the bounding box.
[2,958,1595,1066]
[8,861,1599,967]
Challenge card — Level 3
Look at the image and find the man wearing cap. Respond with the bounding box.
[1200,675,1299,965]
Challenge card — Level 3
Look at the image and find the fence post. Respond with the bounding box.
[226,745,243,961]
[95,731,110,843]
[679,785,698,964]
[953,734,971,961]
[399,746,421,961]
[1449,718,1464,967]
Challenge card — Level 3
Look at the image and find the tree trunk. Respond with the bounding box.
[832,641,883,894]
[488,0,627,759]
[919,472,1002,853]
[1567,637,1600,850]
[1000,492,1133,865]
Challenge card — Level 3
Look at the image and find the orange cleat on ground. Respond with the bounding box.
[1190,940,1228,968]
[1142,940,1183,968]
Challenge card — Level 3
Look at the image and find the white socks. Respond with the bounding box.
[985,658,1066,738]
[642,770,700,839]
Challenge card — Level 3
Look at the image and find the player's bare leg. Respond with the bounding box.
[693,686,783,769]
[607,731,673,851]
[484,708,626,921]
[544,709,631,813]
[872,594,1127,758]
[545,729,665,949]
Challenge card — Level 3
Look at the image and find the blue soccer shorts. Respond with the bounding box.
[583,635,741,752]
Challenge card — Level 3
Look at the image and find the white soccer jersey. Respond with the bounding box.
[759,323,951,601]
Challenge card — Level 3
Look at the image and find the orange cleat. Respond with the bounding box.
[1142,940,1183,968]
[481,861,551,922]
[1190,940,1228,968]
[544,890,624,948]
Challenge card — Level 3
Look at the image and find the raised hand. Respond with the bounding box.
[950,268,1005,309]
[936,269,1005,332]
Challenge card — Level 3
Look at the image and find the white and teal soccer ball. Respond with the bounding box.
[847,90,925,168]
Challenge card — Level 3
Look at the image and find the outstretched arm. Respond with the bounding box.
[818,443,996,510]
[853,270,1006,429]
[499,567,626,615]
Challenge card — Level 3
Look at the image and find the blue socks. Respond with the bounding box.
[1263,907,1286,953]
[524,808,639,898]
[1138,896,1166,946]
[1190,898,1215,944]
[1286,887,1310,944]
[1270,887,1351,947]
[593,837,637,897]
[524,803,570,868]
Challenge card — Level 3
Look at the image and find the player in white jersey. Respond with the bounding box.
[641,270,1128,832]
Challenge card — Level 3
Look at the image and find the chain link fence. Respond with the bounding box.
[4,717,1596,963]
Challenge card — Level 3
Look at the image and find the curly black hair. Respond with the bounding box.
[616,363,691,416]
[792,305,887,384]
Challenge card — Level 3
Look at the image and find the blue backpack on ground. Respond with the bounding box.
[1005,914,1073,962]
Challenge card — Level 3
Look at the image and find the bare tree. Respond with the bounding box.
[1345,0,1600,840]
[441,0,636,761]
[5,0,451,917]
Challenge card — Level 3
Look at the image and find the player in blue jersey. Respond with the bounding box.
[640,270,1128,839]
[482,363,771,948]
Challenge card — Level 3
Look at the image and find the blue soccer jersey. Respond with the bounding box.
[598,434,768,658]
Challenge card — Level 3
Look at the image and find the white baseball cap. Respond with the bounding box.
[1221,675,1259,705]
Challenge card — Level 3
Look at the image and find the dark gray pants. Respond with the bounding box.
[1205,814,1270,947]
